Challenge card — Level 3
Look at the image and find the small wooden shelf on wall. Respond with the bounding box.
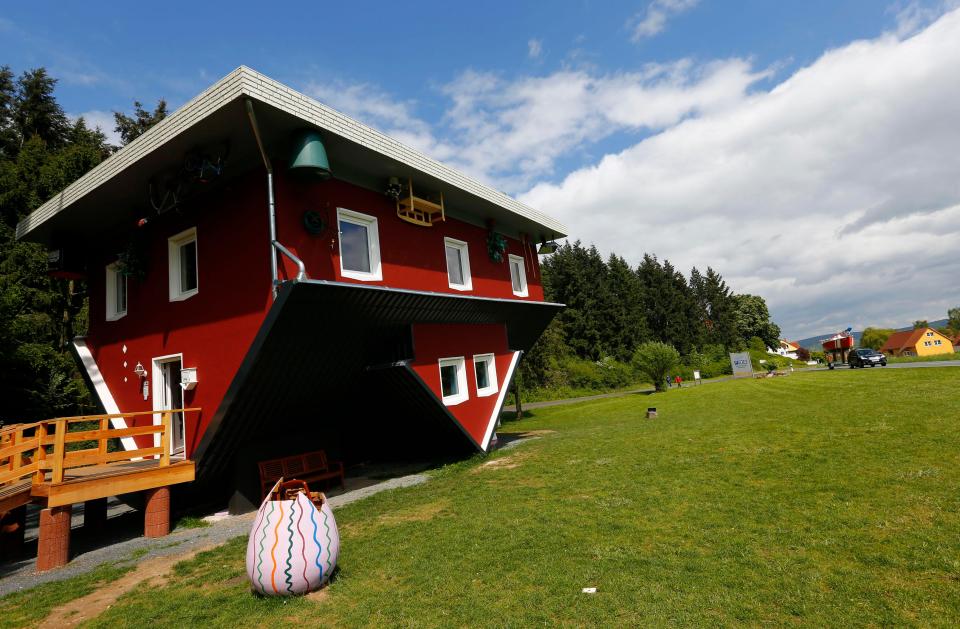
[396,178,445,227]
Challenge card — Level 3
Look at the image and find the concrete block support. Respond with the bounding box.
[83,497,108,530]
[37,505,72,571]
[0,505,27,560]
[144,486,171,538]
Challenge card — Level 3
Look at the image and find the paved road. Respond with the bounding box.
[518,359,959,411]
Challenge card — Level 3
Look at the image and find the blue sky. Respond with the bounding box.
[3,1,960,338]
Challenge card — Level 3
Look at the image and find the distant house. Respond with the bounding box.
[880,328,955,357]
[768,339,800,360]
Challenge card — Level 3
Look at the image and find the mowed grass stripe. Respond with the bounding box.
[6,368,959,628]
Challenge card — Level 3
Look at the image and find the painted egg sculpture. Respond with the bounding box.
[246,481,340,596]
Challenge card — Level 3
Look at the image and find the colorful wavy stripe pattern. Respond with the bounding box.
[245,486,340,596]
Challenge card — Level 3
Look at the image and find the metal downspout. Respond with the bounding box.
[244,99,307,299]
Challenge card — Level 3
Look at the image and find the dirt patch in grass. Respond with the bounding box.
[37,545,217,628]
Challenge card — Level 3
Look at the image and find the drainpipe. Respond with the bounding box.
[244,99,307,299]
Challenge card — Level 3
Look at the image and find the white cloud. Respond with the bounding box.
[528,38,543,59]
[629,0,700,41]
[303,59,765,192]
[889,0,960,36]
[522,9,960,338]
[72,110,122,146]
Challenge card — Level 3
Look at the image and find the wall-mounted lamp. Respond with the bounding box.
[133,362,147,378]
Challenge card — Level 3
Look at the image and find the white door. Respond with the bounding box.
[156,357,186,457]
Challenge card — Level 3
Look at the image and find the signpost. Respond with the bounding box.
[729,352,753,377]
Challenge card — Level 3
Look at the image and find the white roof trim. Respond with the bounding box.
[16,66,568,240]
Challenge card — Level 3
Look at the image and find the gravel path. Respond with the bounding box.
[0,471,428,598]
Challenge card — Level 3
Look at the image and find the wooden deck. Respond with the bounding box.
[30,458,195,508]
[1,409,201,568]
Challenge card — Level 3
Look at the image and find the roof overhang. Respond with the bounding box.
[191,280,563,492]
[17,66,568,246]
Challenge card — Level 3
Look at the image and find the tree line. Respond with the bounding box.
[0,65,165,423]
[519,242,782,392]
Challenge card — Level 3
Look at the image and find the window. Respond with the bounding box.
[168,227,199,301]
[935,340,942,346]
[508,254,528,297]
[444,237,472,291]
[337,208,382,281]
[926,331,934,337]
[924,341,932,347]
[438,356,468,406]
[473,353,498,397]
[105,262,127,321]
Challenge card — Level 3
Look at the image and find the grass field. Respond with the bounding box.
[888,352,959,364]
[3,368,960,627]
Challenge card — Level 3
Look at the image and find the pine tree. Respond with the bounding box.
[113,99,168,146]
[602,254,648,361]
[13,68,70,151]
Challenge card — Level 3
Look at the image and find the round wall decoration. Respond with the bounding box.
[302,210,326,235]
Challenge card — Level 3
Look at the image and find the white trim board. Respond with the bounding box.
[72,339,137,451]
[16,66,568,241]
[481,351,521,451]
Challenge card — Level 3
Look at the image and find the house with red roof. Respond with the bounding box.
[880,328,955,357]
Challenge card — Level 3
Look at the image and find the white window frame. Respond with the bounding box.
[926,331,934,337]
[438,356,468,406]
[924,341,932,347]
[935,340,942,346]
[337,208,382,281]
[443,237,472,291]
[105,262,127,321]
[473,353,498,397]
[168,227,199,302]
[508,254,528,297]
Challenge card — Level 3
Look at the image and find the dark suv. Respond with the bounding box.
[848,348,887,368]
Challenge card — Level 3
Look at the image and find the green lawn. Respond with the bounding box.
[6,368,960,627]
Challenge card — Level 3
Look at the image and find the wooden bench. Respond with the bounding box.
[258,450,345,499]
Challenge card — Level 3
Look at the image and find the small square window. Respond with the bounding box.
[168,227,199,301]
[444,237,472,291]
[508,254,528,297]
[337,208,382,281]
[438,356,468,406]
[926,331,934,337]
[473,353,498,397]
[935,340,942,345]
[105,262,127,321]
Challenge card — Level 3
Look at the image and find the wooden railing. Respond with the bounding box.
[0,408,200,487]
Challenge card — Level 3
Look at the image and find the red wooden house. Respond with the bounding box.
[16,67,566,511]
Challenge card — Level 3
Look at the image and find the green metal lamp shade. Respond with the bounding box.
[289,129,332,179]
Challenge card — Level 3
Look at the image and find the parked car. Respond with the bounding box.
[848,348,887,368]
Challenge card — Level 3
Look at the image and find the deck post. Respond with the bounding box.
[51,419,66,484]
[84,497,108,530]
[0,505,26,560]
[144,486,171,538]
[160,412,171,466]
[36,505,72,571]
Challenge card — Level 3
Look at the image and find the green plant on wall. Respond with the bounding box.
[117,239,148,281]
[487,231,507,263]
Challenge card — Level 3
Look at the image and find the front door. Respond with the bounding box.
[157,357,185,457]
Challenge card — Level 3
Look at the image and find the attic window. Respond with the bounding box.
[438,356,468,406]
[168,227,198,302]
